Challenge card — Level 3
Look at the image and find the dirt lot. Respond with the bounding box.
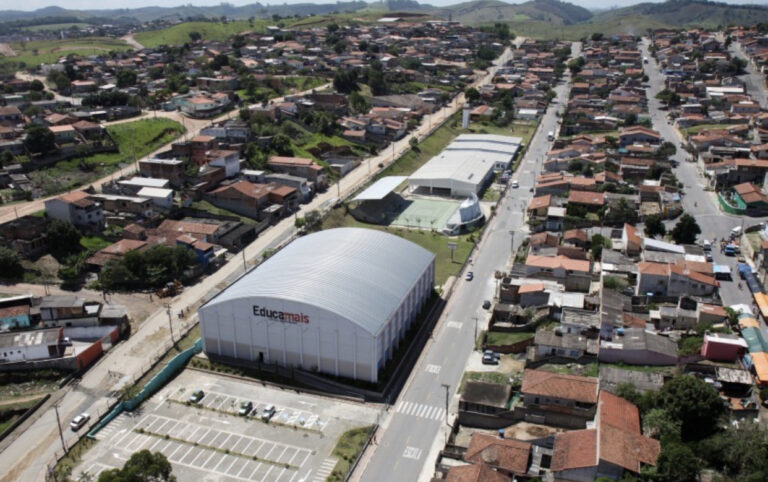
[0,282,163,327]
[455,423,563,447]
[0,43,16,57]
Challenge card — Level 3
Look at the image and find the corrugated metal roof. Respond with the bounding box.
[353,176,407,201]
[202,228,435,335]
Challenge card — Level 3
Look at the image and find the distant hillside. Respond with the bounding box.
[0,2,372,24]
[432,0,592,26]
[593,0,768,29]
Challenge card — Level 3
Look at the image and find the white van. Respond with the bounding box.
[547,131,555,141]
[731,226,743,238]
[702,240,712,251]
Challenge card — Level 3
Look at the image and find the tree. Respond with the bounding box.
[654,441,699,482]
[349,91,369,114]
[670,214,701,245]
[591,32,604,41]
[366,67,387,96]
[643,408,681,441]
[644,214,666,238]
[188,31,202,43]
[270,133,293,156]
[333,70,359,94]
[116,69,137,88]
[24,124,56,154]
[0,246,23,279]
[45,219,82,259]
[98,450,175,482]
[304,210,322,232]
[590,234,608,261]
[658,375,726,441]
[409,136,419,151]
[657,141,677,158]
[464,87,480,103]
[656,88,681,107]
[30,79,44,92]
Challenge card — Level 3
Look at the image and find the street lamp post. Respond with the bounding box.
[54,404,68,454]
[165,304,175,345]
[441,383,450,426]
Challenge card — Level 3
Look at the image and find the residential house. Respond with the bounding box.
[598,328,678,366]
[464,434,531,478]
[0,328,63,363]
[44,191,104,230]
[139,159,185,188]
[0,215,48,258]
[267,156,326,187]
[205,180,299,221]
[520,370,599,428]
[550,391,660,481]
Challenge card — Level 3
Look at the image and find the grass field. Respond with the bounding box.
[682,123,742,136]
[21,23,91,32]
[503,15,672,41]
[376,113,463,179]
[469,120,537,146]
[322,209,474,285]
[29,118,185,196]
[191,200,253,224]
[486,331,534,346]
[80,236,111,251]
[135,20,268,48]
[236,76,328,102]
[327,425,375,482]
[0,37,132,68]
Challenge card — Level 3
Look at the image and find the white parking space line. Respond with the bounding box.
[169,442,187,461]
[220,456,238,474]
[201,450,218,468]
[192,427,210,443]
[236,459,253,478]
[190,445,211,466]
[274,446,288,463]
[213,454,232,472]
[262,465,275,481]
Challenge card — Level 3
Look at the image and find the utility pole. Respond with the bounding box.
[165,304,175,344]
[441,383,450,427]
[54,404,68,454]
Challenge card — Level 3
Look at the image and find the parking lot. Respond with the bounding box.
[74,369,380,481]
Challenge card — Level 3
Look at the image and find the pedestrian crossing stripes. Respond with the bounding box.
[94,413,130,440]
[395,401,446,421]
[313,458,337,481]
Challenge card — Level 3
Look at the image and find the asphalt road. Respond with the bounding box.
[0,49,517,482]
[357,42,581,482]
[730,41,768,110]
[640,38,767,310]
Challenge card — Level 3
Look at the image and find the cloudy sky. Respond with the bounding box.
[5,0,765,12]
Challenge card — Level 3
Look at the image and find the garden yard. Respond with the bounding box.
[28,118,185,196]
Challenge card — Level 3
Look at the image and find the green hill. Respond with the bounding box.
[432,0,592,26]
[593,0,768,29]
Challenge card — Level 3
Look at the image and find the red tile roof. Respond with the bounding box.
[521,369,598,404]
[445,464,511,482]
[464,434,531,475]
[551,429,597,471]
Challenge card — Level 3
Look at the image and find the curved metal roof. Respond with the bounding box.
[204,228,435,335]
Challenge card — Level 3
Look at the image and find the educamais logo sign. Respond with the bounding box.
[252,305,309,324]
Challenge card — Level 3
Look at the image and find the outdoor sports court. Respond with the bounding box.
[390,198,460,230]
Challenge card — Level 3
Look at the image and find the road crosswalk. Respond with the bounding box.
[395,401,446,421]
[313,458,337,481]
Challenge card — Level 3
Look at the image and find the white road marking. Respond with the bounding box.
[402,446,423,460]
[425,364,441,374]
